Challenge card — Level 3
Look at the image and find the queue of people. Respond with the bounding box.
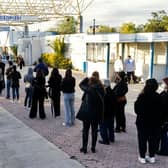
[1,57,168,165]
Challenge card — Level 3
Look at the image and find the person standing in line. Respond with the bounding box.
[76,71,105,154]
[0,57,5,95]
[113,56,123,82]
[23,67,34,109]
[99,79,116,145]
[34,57,49,77]
[134,78,162,164]
[124,55,136,83]
[29,69,46,119]
[48,68,62,118]
[5,61,13,99]
[10,65,21,102]
[61,69,76,126]
[113,71,128,132]
[157,77,168,156]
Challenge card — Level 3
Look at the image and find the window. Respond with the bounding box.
[86,43,108,62]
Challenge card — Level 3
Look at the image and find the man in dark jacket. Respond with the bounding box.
[34,58,49,76]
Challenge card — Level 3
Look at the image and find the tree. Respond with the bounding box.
[119,22,137,33]
[96,25,117,33]
[56,16,77,34]
[143,10,168,32]
[136,24,144,33]
[42,37,72,69]
[49,37,66,56]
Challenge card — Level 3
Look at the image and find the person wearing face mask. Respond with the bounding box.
[157,77,168,156]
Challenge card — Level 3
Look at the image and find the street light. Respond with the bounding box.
[93,19,95,34]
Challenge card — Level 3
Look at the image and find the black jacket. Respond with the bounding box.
[113,80,128,97]
[160,90,168,124]
[76,77,105,122]
[48,74,62,97]
[104,86,117,120]
[134,91,162,128]
[61,77,75,93]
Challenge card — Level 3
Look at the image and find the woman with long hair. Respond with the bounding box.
[48,68,62,117]
[61,69,76,126]
[76,71,105,153]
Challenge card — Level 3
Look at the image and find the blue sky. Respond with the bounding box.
[82,0,168,30]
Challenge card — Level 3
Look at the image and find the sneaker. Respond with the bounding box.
[138,157,146,164]
[10,100,15,103]
[62,122,69,127]
[62,122,66,126]
[145,156,155,163]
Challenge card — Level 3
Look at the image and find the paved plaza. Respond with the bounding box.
[0,66,168,168]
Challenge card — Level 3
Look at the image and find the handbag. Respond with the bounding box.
[25,82,31,88]
[76,94,89,121]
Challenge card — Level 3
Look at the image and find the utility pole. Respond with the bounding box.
[93,19,95,34]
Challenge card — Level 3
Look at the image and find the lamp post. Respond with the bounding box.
[93,19,95,34]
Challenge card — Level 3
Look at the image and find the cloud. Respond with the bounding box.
[82,0,168,31]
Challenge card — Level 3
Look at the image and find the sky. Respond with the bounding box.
[82,0,168,31]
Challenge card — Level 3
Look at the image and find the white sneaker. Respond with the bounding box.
[138,157,146,164]
[10,100,15,103]
[146,156,155,163]
[62,122,68,126]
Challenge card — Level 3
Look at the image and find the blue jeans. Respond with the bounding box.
[12,87,19,100]
[6,79,11,98]
[99,118,115,143]
[63,93,75,126]
[24,87,33,107]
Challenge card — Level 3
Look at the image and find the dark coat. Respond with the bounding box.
[113,80,128,97]
[48,74,62,97]
[134,92,162,128]
[32,76,46,97]
[11,71,21,88]
[34,62,49,76]
[76,77,105,122]
[103,86,117,120]
[160,90,168,124]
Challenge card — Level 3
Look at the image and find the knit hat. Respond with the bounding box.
[163,77,168,86]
